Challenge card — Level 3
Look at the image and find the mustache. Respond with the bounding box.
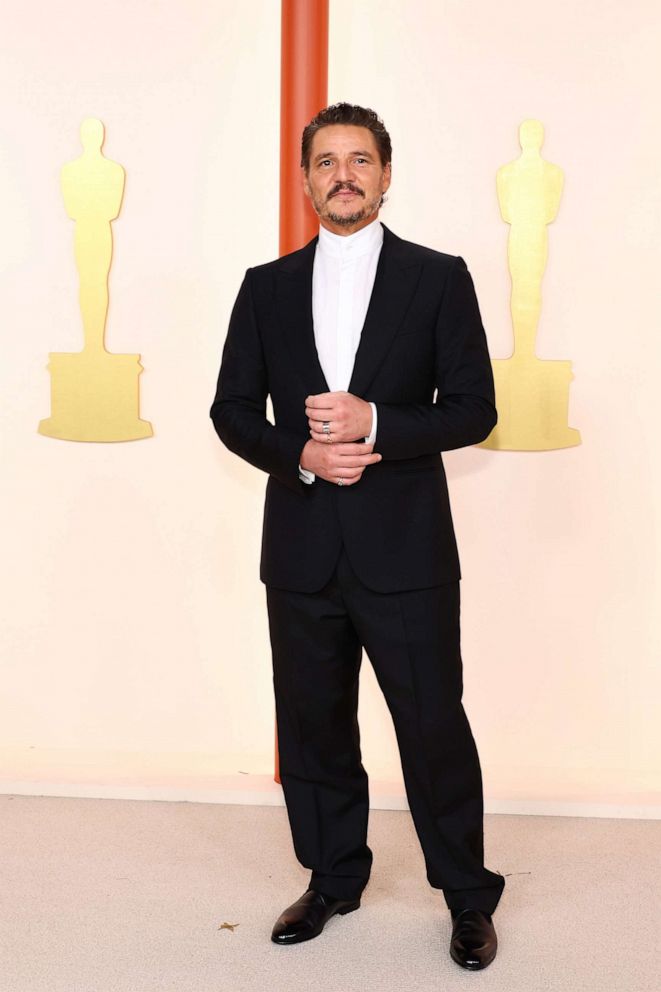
[328,184,364,199]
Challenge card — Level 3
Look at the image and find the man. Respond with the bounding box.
[209,103,505,971]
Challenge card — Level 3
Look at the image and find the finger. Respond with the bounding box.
[332,465,363,478]
[331,472,361,485]
[309,421,338,431]
[337,453,381,467]
[337,441,375,452]
[310,428,353,443]
[309,430,341,443]
[306,393,335,403]
[332,468,370,479]
[306,408,335,420]
[333,465,364,482]
[321,440,374,451]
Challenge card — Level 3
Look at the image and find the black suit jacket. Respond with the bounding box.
[209,223,497,593]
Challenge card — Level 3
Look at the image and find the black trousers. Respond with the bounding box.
[265,543,505,915]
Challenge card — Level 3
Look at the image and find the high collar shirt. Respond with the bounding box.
[298,217,383,483]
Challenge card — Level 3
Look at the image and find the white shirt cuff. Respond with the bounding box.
[298,464,315,484]
[365,402,377,444]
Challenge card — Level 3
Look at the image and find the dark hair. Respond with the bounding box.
[300,102,392,173]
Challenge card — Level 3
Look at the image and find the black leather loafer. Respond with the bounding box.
[449,908,498,970]
[271,888,361,944]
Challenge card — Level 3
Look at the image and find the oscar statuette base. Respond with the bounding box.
[479,354,581,451]
[38,349,153,443]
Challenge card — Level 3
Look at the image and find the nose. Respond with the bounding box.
[334,158,355,183]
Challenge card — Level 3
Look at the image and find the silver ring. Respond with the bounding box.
[322,421,331,434]
[337,478,344,486]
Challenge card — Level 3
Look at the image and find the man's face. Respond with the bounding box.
[302,124,391,234]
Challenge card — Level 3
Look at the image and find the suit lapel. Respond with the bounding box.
[276,222,423,398]
[276,233,328,394]
[347,224,423,397]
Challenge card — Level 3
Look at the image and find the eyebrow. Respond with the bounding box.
[313,149,375,163]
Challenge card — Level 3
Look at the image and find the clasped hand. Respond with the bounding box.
[300,390,382,486]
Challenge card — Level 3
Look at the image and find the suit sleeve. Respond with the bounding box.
[374,256,497,459]
[209,268,308,494]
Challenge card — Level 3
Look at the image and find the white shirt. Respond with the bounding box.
[298,217,383,483]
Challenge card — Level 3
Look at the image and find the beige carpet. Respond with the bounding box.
[0,794,659,991]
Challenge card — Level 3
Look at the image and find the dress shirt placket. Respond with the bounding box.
[337,253,357,392]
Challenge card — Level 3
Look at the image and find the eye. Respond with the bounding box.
[355,158,367,164]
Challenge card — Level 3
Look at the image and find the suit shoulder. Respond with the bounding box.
[246,238,316,278]
[394,233,460,269]
[404,233,460,268]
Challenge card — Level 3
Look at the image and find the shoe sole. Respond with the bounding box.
[271,899,361,945]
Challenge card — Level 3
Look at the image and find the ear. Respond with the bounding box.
[382,162,392,194]
[301,166,311,199]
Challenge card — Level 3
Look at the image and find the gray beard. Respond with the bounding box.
[326,208,367,227]
[314,190,382,228]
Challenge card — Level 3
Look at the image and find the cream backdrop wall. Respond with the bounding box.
[1,0,659,816]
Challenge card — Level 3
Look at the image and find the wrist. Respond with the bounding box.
[300,438,312,471]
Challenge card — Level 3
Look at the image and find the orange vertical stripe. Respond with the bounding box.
[275,0,328,784]
[279,0,329,255]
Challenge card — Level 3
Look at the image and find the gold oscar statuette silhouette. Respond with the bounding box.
[479,119,580,450]
[38,117,152,442]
